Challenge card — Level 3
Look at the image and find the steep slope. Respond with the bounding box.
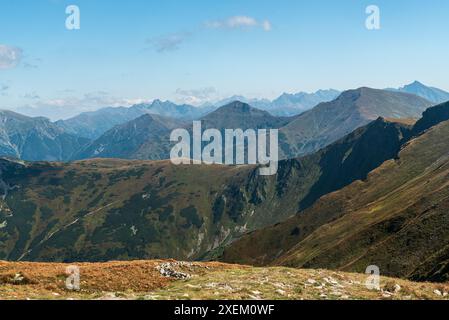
[0,158,256,262]
[221,102,449,282]
[72,114,185,160]
[390,81,449,104]
[0,110,89,161]
[58,100,212,140]
[411,100,449,134]
[0,116,409,262]
[279,87,432,158]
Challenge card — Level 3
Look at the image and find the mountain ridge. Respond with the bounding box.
[220,101,449,282]
[0,110,89,161]
[278,87,432,158]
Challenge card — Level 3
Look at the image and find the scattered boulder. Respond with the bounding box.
[156,262,191,279]
[434,289,442,296]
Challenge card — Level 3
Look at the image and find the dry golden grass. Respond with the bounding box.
[0,260,237,300]
[0,260,447,300]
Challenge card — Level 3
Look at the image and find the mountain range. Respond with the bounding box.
[208,89,341,116]
[56,100,214,140]
[1,81,446,164]
[73,87,432,161]
[73,101,292,160]
[2,96,449,282]
[56,89,341,140]
[278,87,432,157]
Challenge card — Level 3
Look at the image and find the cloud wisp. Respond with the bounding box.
[148,15,272,53]
[147,32,192,53]
[0,84,10,96]
[14,91,148,121]
[0,45,22,69]
[205,16,272,32]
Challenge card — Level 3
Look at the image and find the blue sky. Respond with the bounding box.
[1,0,448,119]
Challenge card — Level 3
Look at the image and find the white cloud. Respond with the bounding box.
[0,45,22,69]
[205,16,272,32]
[227,16,258,28]
[147,32,192,53]
[174,87,220,105]
[146,15,271,53]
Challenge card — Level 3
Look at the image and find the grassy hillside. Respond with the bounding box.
[0,260,447,300]
[221,107,449,282]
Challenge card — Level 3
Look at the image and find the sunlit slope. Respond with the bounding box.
[222,108,449,281]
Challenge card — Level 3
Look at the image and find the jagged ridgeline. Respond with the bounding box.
[1,87,433,163]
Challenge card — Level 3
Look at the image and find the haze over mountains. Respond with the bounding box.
[0,81,447,163]
[56,89,340,140]
[207,89,341,116]
[56,100,214,140]
[73,87,432,161]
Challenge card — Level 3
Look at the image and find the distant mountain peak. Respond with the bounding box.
[401,80,427,90]
[411,80,424,85]
[389,81,449,104]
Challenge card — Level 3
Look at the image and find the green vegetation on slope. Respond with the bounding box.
[0,117,409,263]
[221,102,449,282]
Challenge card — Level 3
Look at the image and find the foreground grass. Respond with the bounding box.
[0,260,448,300]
